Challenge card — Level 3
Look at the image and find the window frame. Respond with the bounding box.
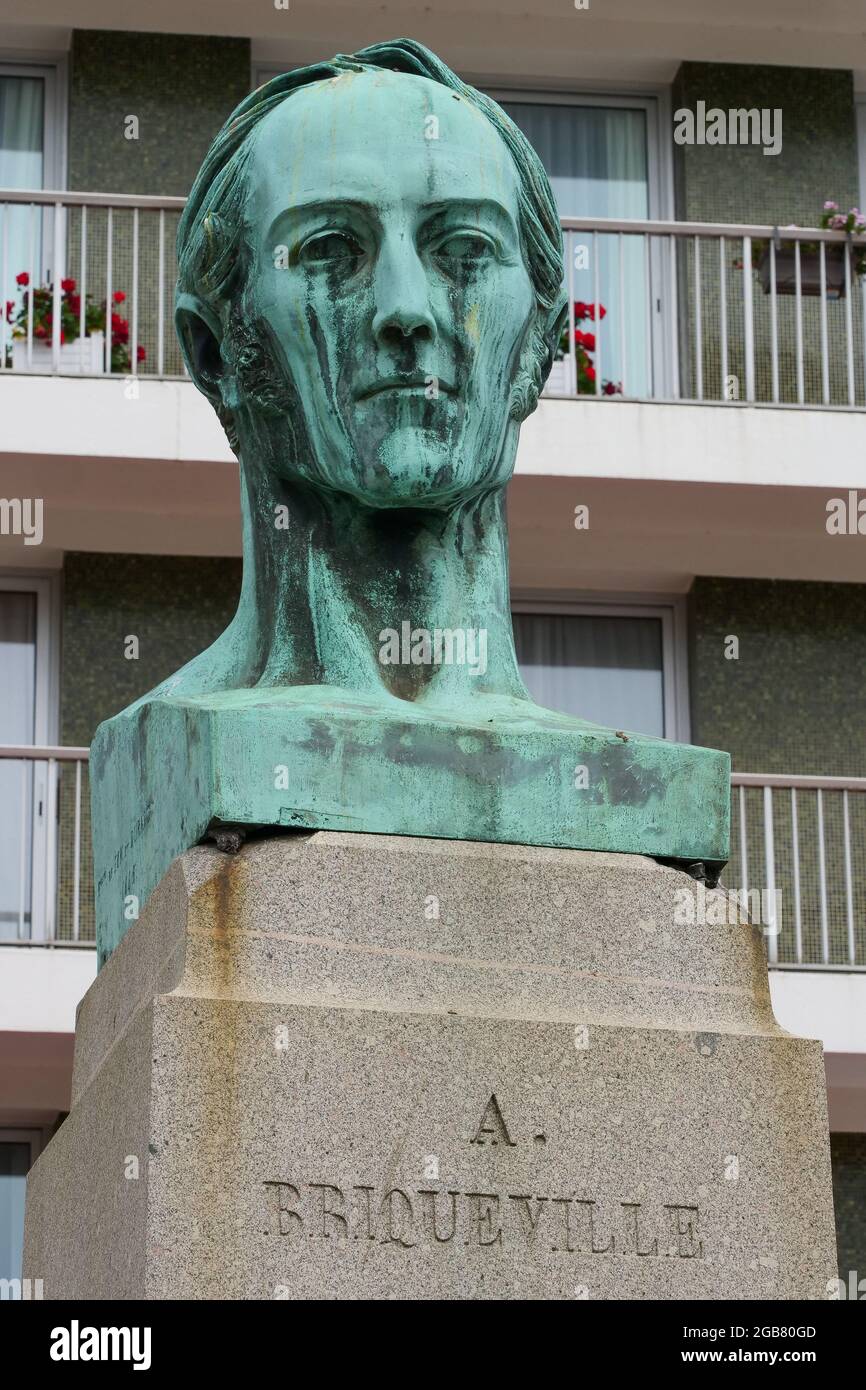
[487,86,672,222]
[510,590,691,743]
[0,54,68,291]
[856,95,866,215]
[0,571,61,941]
[0,55,67,192]
[0,1128,43,1283]
[489,85,676,398]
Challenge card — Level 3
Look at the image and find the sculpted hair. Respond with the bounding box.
[176,38,567,431]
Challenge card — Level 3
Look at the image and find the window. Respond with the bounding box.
[0,1131,41,1291]
[0,577,58,941]
[0,61,64,317]
[512,598,689,741]
[500,94,666,397]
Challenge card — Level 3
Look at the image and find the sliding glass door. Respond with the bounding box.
[512,601,686,741]
[0,64,61,353]
[0,1133,40,1290]
[0,579,54,940]
[500,97,660,398]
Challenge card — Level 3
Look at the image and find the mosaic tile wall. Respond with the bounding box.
[689,576,866,777]
[689,577,866,968]
[60,552,242,746]
[671,63,863,406]
[832,1133,866,1281]
[68,29,251,196]
[57,552,242,940]
[66,30,251,377]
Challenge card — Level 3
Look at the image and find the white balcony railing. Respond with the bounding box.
[2,191,866,409]
[552,217,866,409]
[1,746,865,967]
[0,189,186,381]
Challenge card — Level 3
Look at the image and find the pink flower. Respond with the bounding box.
[824,200,839,211]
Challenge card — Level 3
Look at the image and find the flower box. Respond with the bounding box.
[758,245,848,299]
[12,331,106,374]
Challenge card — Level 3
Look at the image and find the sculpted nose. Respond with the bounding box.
[372,236,436,348]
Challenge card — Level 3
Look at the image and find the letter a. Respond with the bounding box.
[470,1093,516,1147]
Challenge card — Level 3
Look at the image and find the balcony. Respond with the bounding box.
[1,191,866,411]
[2,746,865,970]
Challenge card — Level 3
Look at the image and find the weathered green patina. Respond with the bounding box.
[91,40,730,965]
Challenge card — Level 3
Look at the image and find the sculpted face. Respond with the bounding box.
[241,70,536,506]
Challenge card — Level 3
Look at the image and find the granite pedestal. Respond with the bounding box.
[24,831,837,1300]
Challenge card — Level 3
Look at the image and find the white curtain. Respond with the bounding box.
[513,611,665,737]
[0,591,36,935]
[502,102,650,395]
[0,75,45,323]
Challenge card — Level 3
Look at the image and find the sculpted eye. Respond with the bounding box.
[297,231,364,267]
[434,232,497,267]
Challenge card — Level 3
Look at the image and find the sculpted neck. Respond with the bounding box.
[228,455,527,704]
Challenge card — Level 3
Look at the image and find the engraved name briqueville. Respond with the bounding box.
[262,1181,704,1259]
[262,1098,704,1259]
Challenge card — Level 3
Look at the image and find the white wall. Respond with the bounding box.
[0,946,95,1034]
[4,2,866,83]
[769,970,866,1056]
[2,378,864,591]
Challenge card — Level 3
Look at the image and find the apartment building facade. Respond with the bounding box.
[1,0,865,1292]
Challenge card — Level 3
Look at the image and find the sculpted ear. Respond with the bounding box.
[175,293,225,404]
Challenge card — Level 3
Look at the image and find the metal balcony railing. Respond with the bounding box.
[1,746,865,966]
[728,772,866,969]
[552,218,866,409]
[2,192,866,409]
[0,189,186,380]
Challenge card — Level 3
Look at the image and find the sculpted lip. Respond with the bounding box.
[355,375,457,401]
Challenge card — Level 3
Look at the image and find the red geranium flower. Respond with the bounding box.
[573,300,607,322]
[61,278,76,292]
[136,345,146,362]
[16,271,29,287]
[113,291,126,304]
[575,330,596,351]
[585,365,596,381]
